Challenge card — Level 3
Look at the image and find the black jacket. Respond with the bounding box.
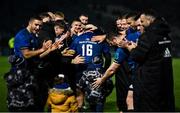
[130,18,175,111]
[38,21,56,46]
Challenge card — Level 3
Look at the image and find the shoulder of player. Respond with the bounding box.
[82,32,94,36]
[115,47,127,55]
[15,29,30,40]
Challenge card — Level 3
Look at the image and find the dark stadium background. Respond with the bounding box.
[0,0,180,56]
[0,0,180,112]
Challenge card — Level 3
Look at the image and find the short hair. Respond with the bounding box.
[29,15,42,22]
[39,12,51,19]
[106,32,118,42]
[125,11,140,21]
[141,9,159,19]
[71,19,81,26]
[79,14,89,18]
[116,13,128,21]
[54,11,65,19]
[54,20,68,32]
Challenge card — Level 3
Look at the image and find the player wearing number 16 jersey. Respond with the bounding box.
[70,30,111,112]
[70,32,111,70]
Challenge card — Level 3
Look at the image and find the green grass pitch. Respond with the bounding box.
[0,56,180,111]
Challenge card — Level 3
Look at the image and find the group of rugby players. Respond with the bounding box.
[4,10,175,112]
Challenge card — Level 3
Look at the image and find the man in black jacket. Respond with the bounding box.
[121,10,175,111]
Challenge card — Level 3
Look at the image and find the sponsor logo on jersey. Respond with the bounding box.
[164,48,171,57]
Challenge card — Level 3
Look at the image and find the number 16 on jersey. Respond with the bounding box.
[82,44,93,56]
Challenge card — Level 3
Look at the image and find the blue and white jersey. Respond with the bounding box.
[114,48,128,64]
[126,28,141,68]
[14,28,40,67]
[14,28,38,58]
[114,28,141,76]
[70,32,110,69]
[114,47,136,71]
[126,28,141,43]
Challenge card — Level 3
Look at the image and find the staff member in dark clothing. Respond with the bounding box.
[122,10,175,111]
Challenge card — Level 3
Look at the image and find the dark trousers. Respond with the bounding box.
[133,71,175,112]
[115,65,131,111]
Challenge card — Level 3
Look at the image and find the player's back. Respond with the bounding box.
[71,32,108,69]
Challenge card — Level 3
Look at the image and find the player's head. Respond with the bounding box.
[27,15,42,34]
[54,20,68,36]
[39,12,51,23]
[116,15,128,32]
[71,20,82,34]
[126,11,140,30]
[79,14,89,25]
[54,11,65,21]
[107,33,125,46]
[139,9,158,28]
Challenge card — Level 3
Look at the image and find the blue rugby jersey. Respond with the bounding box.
[114,48,128,64]
[14,28,38,58]
[126,28,141,43]
[70,32,110,69]
[114,28,141,77]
